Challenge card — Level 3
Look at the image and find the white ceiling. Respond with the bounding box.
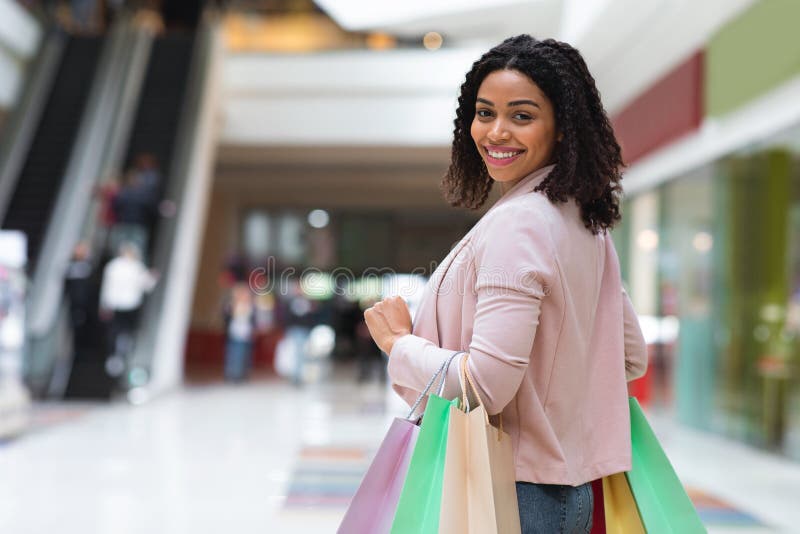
[313,0,756,114]
[314,0,561,46]
[219,1,758,151]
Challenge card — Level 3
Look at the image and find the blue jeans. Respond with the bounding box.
[516,481,593,534]
[224,339,252,381]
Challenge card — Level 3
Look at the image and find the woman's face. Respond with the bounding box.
[470,69,560,189]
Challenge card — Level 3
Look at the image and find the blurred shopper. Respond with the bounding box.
[99,243,157,379]
[70,0,100,33]
[132,1,165,35]
[332,293,360,360]
[132,152,162,217]
[364,35,648,533]
[109,170,157,260]
[279,278,319,386]
[64,241,94,354]
[96,176,120,230]
[222,283,256,382]
[355,297,385,383]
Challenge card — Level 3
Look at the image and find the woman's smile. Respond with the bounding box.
[483,144,527,167]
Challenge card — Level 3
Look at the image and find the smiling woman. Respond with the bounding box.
[365,34,646,534]
[470,69,563,193]
[443,35,624,234]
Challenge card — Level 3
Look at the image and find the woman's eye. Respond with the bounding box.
[476,109,492,118]
[514,113,532,120]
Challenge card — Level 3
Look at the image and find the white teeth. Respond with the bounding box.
[488,150,521,159]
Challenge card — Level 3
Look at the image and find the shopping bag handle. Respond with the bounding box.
[459,354,490,426]
[460,353,505,439]
[405,350,466,421]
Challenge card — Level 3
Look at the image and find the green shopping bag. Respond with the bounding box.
[391,352,463,534]
[625,397,706,533]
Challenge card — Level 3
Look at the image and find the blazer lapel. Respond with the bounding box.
[429,236,472,346]
[414,164,556,347]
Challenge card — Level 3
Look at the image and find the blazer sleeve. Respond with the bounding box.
[388,202,553,415]
[622,287,648,381]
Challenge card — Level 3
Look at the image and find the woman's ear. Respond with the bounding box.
[557,132,564,143]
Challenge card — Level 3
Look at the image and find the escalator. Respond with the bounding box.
[124,31,195,259]
[125,33,195,183]
[63,31,197,398]
[0,7,216,402]
[1,36,103,271]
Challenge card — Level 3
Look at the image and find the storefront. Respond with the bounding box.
[619,126,800,460]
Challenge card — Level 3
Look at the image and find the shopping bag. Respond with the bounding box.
[391,352,463,534]
[340,352,462,534]
[336,418,419,533]
[590,479,606,534]
[273,335,296,378]
[602,472,645,534]
[438,354,520,534]
[625,397,706,533]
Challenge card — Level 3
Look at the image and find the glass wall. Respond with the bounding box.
[622,125,800,459]
[241,208,477,274]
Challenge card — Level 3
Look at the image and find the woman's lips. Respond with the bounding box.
[483,146,525,167]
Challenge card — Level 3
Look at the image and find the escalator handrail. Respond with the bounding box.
[26,18,132,336]
[0,30,64,225]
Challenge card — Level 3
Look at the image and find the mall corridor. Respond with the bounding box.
[1,371,797,533]
[3,0,800,532]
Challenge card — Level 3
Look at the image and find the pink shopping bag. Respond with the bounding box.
[337,418,419,533]
[338,352,462,534]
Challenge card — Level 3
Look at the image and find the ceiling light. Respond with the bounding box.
[423,31,443,50]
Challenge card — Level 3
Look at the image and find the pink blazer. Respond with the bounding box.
[388,163,648,486]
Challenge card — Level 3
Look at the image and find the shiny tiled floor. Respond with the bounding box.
[1,375,798,533]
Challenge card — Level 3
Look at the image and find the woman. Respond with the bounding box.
[364,35,648,533]
[223,282,256,382]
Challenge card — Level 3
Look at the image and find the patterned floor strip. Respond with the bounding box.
[285,446,771,529]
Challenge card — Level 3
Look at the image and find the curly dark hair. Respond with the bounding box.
[442,34,624,234]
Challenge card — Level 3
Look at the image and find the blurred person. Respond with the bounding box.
[132,1,165,34]
[99,242,157,379]
[355,296,385,383]
[109,169,157,260]
[222,283,257,382]
[254,291,276,332]
[220,252,248,286]
[93,174,120,256]
[95,175,120,230]
[132,152,163,214]
[331,293,360,360]
[279,278,319,386]
[364,35,647,533]
[70,0,100,33]
[64,241,95,354]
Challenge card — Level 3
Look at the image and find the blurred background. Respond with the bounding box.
[0,0,798,532]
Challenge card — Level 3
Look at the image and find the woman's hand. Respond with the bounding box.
[364,296,412,355]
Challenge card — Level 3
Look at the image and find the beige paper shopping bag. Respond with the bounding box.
[439,354,521,534]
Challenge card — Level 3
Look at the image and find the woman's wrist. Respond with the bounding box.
[385,332,411,356]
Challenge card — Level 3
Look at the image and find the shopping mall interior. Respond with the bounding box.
[1,0,800,532]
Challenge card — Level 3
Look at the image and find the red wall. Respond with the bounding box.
[611,52,704,164]
[184,329,280,373]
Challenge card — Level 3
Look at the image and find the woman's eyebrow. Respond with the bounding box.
[476,97,541,109]
[509,99,541,109]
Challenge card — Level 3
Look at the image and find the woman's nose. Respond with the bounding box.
[488,119,510,142]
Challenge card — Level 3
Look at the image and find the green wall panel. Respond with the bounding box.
[717,150,792,448]
[706,0,800,117]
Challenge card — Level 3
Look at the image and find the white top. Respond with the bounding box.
[100,256,156,311]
